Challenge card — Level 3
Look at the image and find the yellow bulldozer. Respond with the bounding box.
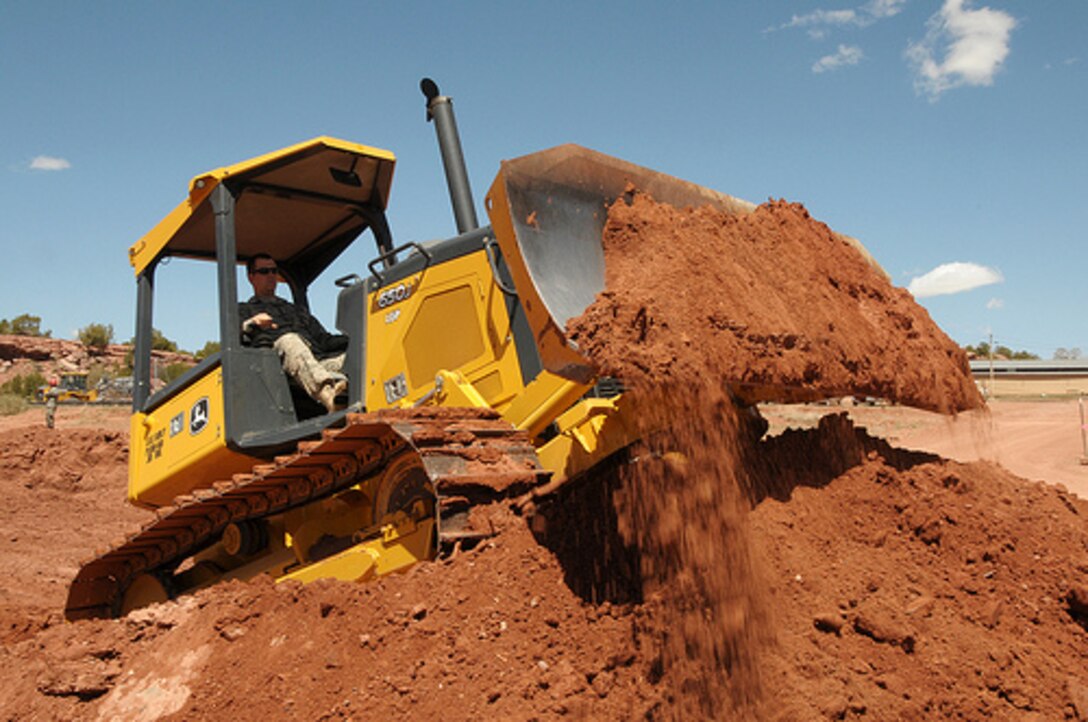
[36,371,98,404]
[64,79,882,619]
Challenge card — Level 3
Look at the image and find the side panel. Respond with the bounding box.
[364,249,527,411]
[129,366,259,508]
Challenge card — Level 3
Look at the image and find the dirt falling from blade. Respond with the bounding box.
[615,388,772,716]
[567,193,985,714]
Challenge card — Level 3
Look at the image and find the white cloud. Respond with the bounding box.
[907,261,1004,298]
[813,45,865,73]
[783,9,859,30]
[1045,57,1080,70]
[906,0,1017,100]
[986,297,1004,310]
[29,155,71,171]
[865,0,909,19]
[776,0,907,33]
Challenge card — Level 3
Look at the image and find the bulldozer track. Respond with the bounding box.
[65,407,549,621]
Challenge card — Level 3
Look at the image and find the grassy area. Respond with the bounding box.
[0,393,28,416]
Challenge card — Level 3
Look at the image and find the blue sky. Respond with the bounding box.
[2,1,1084,358]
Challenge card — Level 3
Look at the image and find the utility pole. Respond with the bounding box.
[1080,394,1088,465]
[988,332,995,399]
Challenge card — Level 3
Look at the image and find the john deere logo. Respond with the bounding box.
[190,397,209,435]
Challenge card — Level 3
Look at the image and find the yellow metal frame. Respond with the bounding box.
[364,248,526,412]
[128,365,258,508]
[279,516,435,585]
[535,396,636,486]
[128,136,396,276]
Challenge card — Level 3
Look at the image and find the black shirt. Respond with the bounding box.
[239,295,348,359]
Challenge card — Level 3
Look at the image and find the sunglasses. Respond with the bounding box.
[251,267,278,276]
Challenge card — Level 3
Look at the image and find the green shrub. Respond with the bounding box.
[7,314,50,337]
[126,330,180,353]
[79,323,114,349]
[159,362,191,384]
[86,363,116,390]
[194,340,220,361]
[0,372,47,399]
[152,329,178,353]
[0,393,27,415]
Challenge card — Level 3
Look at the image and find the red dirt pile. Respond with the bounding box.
[5,414,1088,719]
[568,195,983,414]
[552,192,992,715]
[2,196,1087,720]
[751,423,1088,718]
[0,427,148,628]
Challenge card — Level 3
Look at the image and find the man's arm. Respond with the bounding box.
[242,312,276,334]
[239,300,281,347]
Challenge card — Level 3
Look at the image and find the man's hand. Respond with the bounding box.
[244,312,277,332]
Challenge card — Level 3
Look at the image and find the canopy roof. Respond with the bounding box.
[128,137,396,279]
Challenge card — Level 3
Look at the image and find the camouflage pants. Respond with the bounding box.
[273,333,346,400]
[45,401,56,429]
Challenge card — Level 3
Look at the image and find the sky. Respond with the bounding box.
[2,1,1084,358]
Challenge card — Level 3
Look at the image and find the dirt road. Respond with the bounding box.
[0,403,130,434]
[764,398,1088,498]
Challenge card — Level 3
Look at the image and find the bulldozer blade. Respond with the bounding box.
[485,144,884,386]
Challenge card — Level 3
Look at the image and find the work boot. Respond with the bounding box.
[317,378,348,413]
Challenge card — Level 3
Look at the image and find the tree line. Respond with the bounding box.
[2,314,218,359]
[963,341,1039,360]
[964,341,1082,361]
[0,314,50,337]
[0,313,223,412]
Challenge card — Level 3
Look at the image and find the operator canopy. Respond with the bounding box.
[129,137,396,286]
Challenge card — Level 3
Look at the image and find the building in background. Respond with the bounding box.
[970,359,1088,398]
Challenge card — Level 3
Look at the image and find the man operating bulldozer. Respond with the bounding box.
[239,253,348,412]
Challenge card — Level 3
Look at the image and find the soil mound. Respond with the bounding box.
[551,193,989,714]
[754,444,1088,719]
[569,195,982,414]
[0,425,127,493]
[0,426,149,645]
[3,418,1087,720]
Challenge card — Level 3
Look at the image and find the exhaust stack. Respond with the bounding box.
[421,78,479,235]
